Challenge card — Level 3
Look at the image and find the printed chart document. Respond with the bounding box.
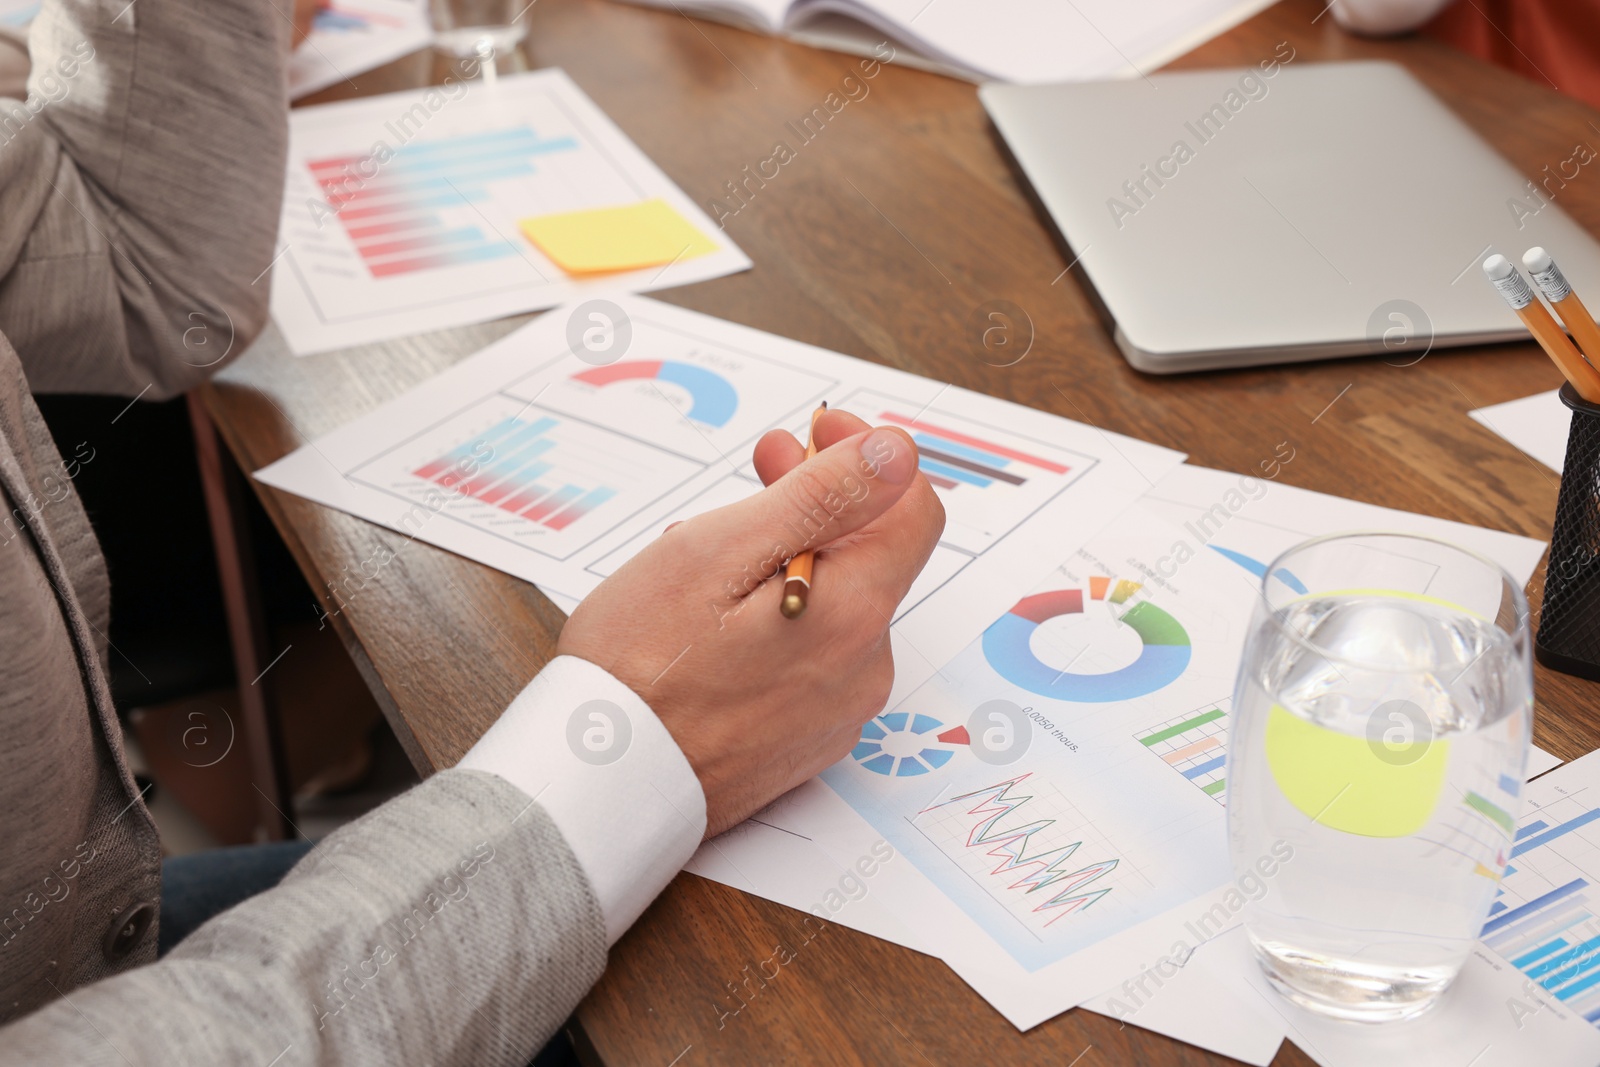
[1205,749,1600,1067]
[1205,924,1600,1067]
[256,296,1184,702]
[0,0,37,26]
[288,0,434,100]
[1478,748,1600,1042]
[1470,389,1570,473]
[612,0,1275,84]
[269,71,750,354]
[688,463,1549,1044]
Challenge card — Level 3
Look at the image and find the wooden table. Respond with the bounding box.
[201,0,1600,1061]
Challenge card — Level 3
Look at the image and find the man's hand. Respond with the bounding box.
[559,409,945,837]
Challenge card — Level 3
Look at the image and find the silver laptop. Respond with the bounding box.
[981,61,1600,373]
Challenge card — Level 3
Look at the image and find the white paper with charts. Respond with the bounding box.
[288,0,434,101]
[686,463,1551,1040]
[254,296,1185,703]
[269,70,751,354]
[1205,749,1600,1067]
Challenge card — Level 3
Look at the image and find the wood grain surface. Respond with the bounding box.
[201,1,1600,1061]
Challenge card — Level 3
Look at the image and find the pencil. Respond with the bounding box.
[1483,254,1600,404]
[780,402,827,619]
[1523,247,1600,373]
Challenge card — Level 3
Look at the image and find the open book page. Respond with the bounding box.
[609,0,793,34]
[787,0,1276,83]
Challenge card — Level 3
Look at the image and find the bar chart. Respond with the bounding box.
[1134,702,1231,804]
[309,127,579,278]
[1483,791,1600,1027]
[271,72,751,354]
[350,395,700,558]
[838,388,1092,556]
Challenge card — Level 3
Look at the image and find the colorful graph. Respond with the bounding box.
[982,579,1191,702]
[0,0,38,26]
[310,127,580,278]
[570,360,738,427]
[852,712,970,777]
[411,414,614,532]
[920,774,1118,926]
[1481,791,1600,1026]
[878,410,1071,491]
[1208,545,1308,595]
[313,4,406,31]
[1135,703,1230,803]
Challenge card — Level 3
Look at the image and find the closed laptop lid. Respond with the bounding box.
[982,60,1600,372]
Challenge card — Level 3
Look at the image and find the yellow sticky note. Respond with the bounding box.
[518,199,718,275]
[1265,703,1449,838]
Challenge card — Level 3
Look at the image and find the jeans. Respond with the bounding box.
[159,838,315,956]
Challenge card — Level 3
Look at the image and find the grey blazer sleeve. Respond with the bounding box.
[0,0,290,399]
[0,769,610,1065]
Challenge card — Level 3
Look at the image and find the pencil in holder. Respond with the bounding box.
[1536,382,1600,680]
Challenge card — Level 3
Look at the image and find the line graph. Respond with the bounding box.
[918,774,1119,928]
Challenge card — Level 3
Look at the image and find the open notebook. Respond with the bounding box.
[613,0,1277,83]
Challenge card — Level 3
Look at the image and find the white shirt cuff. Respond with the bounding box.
[457,655,706,945]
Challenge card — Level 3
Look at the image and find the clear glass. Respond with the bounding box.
[1228,532,1533,1022]
[430,0,530,79]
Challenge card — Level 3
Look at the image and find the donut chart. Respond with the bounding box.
[982,582,1191,702]
[570,360,738,427]
[852,712,970,777]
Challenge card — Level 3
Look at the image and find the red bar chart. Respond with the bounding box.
[408,413,619,534]
[840,389,1090,555]
[308,126,580,279]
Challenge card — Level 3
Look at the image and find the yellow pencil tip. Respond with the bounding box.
[781,594,806,619]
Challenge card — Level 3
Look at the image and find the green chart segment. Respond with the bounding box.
[1135,705,1230,804]
[982,584,1192,703]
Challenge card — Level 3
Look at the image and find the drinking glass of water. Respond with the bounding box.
[431,0,530,80]
[1228,532,1532,1021]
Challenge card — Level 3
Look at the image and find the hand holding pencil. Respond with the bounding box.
[558,406,944,836]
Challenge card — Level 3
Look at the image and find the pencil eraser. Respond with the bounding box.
[1524,247,1554,274]
[1483,254,1515,281]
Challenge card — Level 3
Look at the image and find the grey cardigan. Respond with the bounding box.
[0,0,608,1061]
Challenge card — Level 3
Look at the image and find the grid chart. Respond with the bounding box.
[1134,702,1231,804]
[1482,788,1600,1027]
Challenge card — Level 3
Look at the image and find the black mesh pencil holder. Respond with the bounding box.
[1537,382,1600,680]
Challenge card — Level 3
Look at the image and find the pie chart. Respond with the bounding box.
[982,581,1191,702]
[852,712,970,777]
[570,359,738,427]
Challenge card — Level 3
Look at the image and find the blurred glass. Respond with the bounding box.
[431,0,529,79]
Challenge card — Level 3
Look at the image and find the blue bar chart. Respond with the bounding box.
[1484,792,1600,1026]
[350,395,699,558]
[311,127,579,278]
[836,388,1092,556]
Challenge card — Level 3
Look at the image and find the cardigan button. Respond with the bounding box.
[102,901,155,963]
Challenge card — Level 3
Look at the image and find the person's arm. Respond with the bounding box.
[1329,0,1454,36]
[0,28,26,100]
[0,0,292,399]
[0,412,943,1064]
